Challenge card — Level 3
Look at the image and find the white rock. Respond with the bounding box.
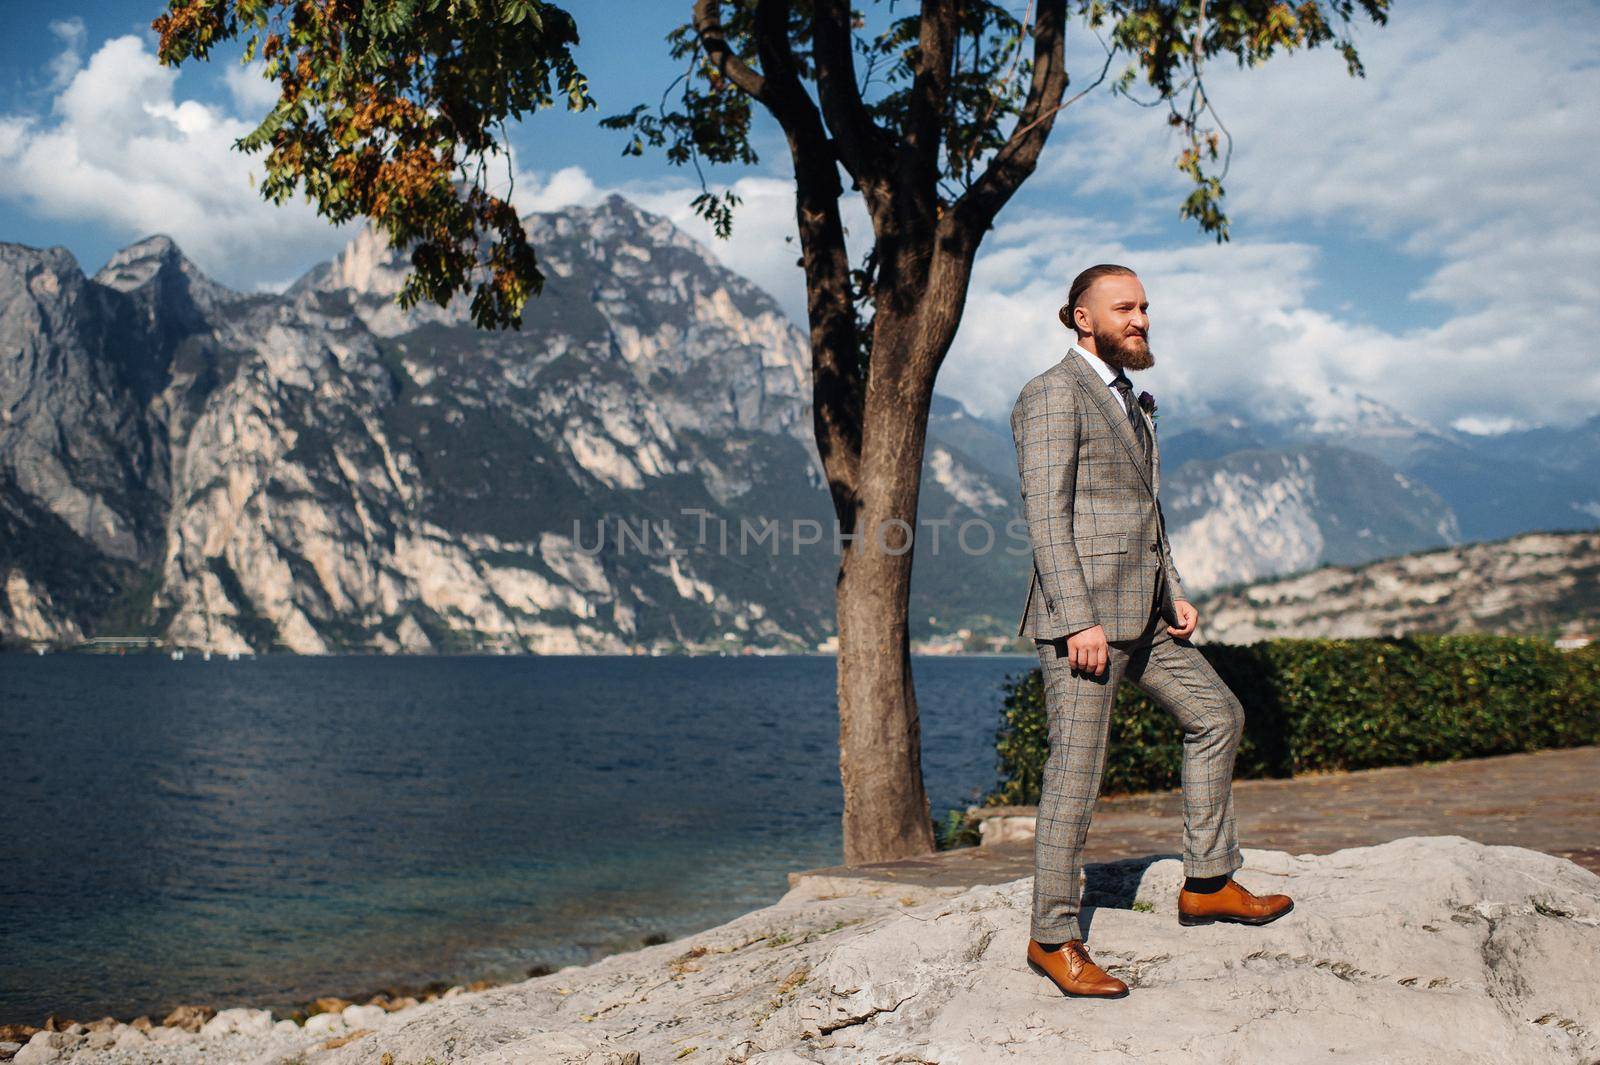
[13,1032,66,1065]
[84,1027,116,1049]
[314,837,1600,1065]
[341,1004,386,1028]
[201,1006,275,1038]
[112,1027,150,1049]
[273,1018,300,1034]
[146,1025,192,1044]
[303,1011,347,1035]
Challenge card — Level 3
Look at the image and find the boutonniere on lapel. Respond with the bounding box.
[1137,390,1158,427]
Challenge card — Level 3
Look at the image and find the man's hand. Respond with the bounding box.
[1168,599,1199,640]
[1066,624,1109,676]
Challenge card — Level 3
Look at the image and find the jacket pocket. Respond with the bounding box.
[1075,533,1129,556]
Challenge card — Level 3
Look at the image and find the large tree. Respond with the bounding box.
[157,0,1390,864]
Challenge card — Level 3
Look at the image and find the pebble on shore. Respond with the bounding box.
[0,982,481,1065]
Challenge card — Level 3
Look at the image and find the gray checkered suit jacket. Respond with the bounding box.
[1010,348,1188,641]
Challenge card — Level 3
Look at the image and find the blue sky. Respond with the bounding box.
[2,0,1596,431]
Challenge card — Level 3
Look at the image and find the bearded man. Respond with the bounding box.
[1009,263,1293,998]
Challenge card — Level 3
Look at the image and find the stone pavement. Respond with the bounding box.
[790,744,1600,896]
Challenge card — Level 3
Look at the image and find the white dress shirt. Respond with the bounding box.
[1069,342,1129,413]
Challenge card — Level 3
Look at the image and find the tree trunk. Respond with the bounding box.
[833,292,962,864]
[835,548,935,863]
[834,388,936,863]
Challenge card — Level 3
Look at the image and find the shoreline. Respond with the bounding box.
[0,952,625,1061]
[0,975,495,1051]
[8,837,1595,1064]
[0,647,1038,657]
[0,931,667,1045]
[12,743,1599,1044]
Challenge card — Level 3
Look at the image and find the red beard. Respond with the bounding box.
[1095,328,1154,371]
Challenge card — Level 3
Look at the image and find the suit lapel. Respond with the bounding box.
[1061,350,1155,495]
[1143,405,1161,494]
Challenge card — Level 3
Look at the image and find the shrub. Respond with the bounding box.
[979,635,1600,807]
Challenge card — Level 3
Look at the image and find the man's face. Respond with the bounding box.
[1076,274,1153,371]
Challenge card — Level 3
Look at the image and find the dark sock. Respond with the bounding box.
[1036,941,1064,951]
[1184,874,1229,893]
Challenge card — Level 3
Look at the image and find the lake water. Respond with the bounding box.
[0,653,1034,1024]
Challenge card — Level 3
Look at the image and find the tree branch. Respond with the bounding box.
[951,0,1067,237]
[696,0,866,522]
[812,0,892,195]
[691,0,767,100]
[904,0,957,193]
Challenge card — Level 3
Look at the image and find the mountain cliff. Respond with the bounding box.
[2,196,1592,652]
[1195,530,1600,643]
[3,198,839,652]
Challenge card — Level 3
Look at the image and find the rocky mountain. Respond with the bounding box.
[1158,385,1600,576]
[1194,530,1600,643]
[923,401,1470,599]
[2,196,1593,652]
[1160,392,1600,543]
[1161,445,1459,590]
[0,197,1027,653]
[929,383,1595,599]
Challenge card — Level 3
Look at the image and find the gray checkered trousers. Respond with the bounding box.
[1011,349,1245,943]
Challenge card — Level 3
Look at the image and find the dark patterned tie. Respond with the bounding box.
[1111,372,1151,468]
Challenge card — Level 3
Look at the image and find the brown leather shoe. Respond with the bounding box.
[1025,938,1129,997]
[1177,877,1293,926]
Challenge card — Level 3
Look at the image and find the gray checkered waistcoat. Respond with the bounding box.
[1010,349,1186,641]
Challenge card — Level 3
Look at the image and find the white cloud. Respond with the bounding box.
[1451,415,1529,436]
[487,2,1599,434]
[45,17,87,92]
[940,202,1595,433]
[0,34,352,291]
[622,176,871,326]
[0,29,836,317]
[4,2,1591,434]
[0,117,26,160]
[251,276,298,295]
[940,222,1355,421]
[485,149,868,325]
[969,0,1600,428]
[222,58,283,113]
[492,163,597,214]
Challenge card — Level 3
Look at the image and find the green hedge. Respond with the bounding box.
[980,635,1600,807]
